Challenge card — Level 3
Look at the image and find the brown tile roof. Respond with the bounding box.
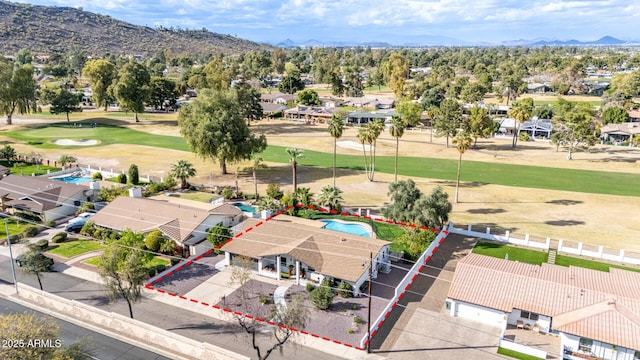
[600,122,640,135]
[0,174,87,212]
[447,254,640,349]
[91,197,242,243]
[221,215,390,282]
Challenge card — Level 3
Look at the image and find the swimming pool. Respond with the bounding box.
[320,219,371,238]
[231,202,257,213]
[52,176,93,185]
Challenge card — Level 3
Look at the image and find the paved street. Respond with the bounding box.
[0,298,171,360]
[0,256,346,360]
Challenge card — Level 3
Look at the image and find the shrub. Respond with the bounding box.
[518,132,530,142]
[45,220,56,227]
[259,295,269,304]
[9,234,22,243]
[280,272,290,279]
[52,232,68,243]
[347,329,355,334]
[306,283,316,292]
[147,268,157,278]
[128,164,139,185]
[14,211,42,223]
[154,264,166,273]
[32,239,49,250]
[76,202,95,215]
[80,221,96,237]
[222,187,234,200]
[170,257,181,266]
[117,173,127,184]
[144,230,164,252]
[353,316,362,324]
[338,281,354,298]
[310,285,335,310]
[266,183,283,200]
[92,172,103,181]
[22,225,40,238]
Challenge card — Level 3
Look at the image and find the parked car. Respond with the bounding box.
[68,212,94,224]
[15,253,54,268]
[65,221,85,233]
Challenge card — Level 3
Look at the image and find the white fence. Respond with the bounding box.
[448,222,640,266]
[359,227,450,349]
[499,338,547,359]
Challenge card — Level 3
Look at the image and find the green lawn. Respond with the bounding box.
[7,122,640,197]
[175,191,217,203]
[497,347,544,360]
[84,254,169,269]
[555,255,640,273]
[0,219,30,239]
[534,99,602,107]
[84,257,100,266]
[46,240,104,258]
[0,160,60,176]
[472,242,548,265]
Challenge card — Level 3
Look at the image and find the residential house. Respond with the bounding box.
[600,122,640,144]
[260,102,288,117]
[319,96,345,108]
[220,215,391,295]
[345,110,396,126]
[284,105,335,123]
[527,83,551,94]
[260,92,296,105]
[342,97,396,110]
[627,109,640,122]
[518,117,553,139]
[585,82,610,96]
[446,254,640,360]
[0,175,98,222]
[90,196,244,256]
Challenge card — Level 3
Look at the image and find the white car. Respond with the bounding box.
[69,212,94,224]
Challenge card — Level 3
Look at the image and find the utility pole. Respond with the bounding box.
[367,251,372,353]
[5,219,19,294]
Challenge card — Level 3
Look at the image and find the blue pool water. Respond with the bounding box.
[53,176,93,185]
[320,220,371,238]
[232,202,257,213]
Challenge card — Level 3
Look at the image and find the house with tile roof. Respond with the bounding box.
[91,196,244,256]
[220,215,391,295]
[446,254,640,360]
[0,174,98,222]
[600,122,640,144]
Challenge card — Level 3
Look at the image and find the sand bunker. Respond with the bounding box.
[53,139,99,146]
[337,140,372,151]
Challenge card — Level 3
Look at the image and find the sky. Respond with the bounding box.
[12,0,640,44]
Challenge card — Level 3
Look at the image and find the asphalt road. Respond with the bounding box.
[0,297,171,360]
[0,256,344,360]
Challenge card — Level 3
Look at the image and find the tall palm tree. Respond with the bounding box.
[357,120,384,182]
[453,131,473,203]
[317,185,343,211]
[245,157,267,200]
[389,115,405,183]
[509,99,533,148]
[170,160,197,189]
[285,148,304,192]
[327,114,344,187]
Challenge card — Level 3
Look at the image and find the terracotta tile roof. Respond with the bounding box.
[221,215,390,283]
[91,197,242,243]
[0,174,87,212]
[448,254,640,349]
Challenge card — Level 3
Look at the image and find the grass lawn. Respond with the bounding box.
[555,255,640,273]
[0,160,60,176]
[175,191,217,203]
[497,347,544,360]
[46,240,104,258]
[0,219,30,239]
[472,241,548,265]
[84,257,100,266]
[84,254,169,269]
[8,123,640,197]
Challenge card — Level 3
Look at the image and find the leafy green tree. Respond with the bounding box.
[286,148,305,192]
[433,99,462,148]
[420,85,446,110]
[204,54,233,91]
[310,284,335,310]
[235,84,263,126]
[19,246,54,290]
[415,186,452,228]
[452,131,473,203]
[111,61,151,122]
[396,100,423,127]
[255,195,280,212]
[357,120,385,182]
[97,242,148,319]
[381,179,423,223]
[48,88,82,122]
[207,224,232,249]
[0,144,16,162]
[266,183,283,200]
[601,106,629,124]
[296,89,320,105]
[316,185,343,211]
[389,115,405,183]
[82,59,116,110]
[509,98,534,148]
[278,75,305,94]
[463,105,494,148]
[128,164,140,185]
[460,82,487,104]
[0,60,37,125]
[144,230,164,252]
[245,157,267,199]
[552,99,597,160]
[169,160,196,189]
[608,70,640,101]
[178,89,267,174]
[327,114,344,187]
[148,76,178,111]
[58,154,77,168]
[0,313,92,360]
[397,228,436,260]
[381,52,409,98]
[533,104,554,119]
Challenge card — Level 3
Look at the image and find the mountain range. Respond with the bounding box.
[0,0,268,56]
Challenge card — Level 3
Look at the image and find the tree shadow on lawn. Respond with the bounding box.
[466,223,519,234]
[166,321,238,335]
[546,199,583,206]
[255,121,330,136]
[466,208,507,214]
[544,220,586,226]
[590,156,640,163]
[434,180,488,188]
[477,143,550,152]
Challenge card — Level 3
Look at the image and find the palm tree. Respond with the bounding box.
[286,148,304,192]
[245,157,267,200]
[317,185,343,211]
[327,114,344,187]
[452,131,473,203]
[294,187,313,207]
[389,115,405,183]
[0,145,16,163]
[170,160,197,189]
[509,99,533,148]
[357,120,384,182]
